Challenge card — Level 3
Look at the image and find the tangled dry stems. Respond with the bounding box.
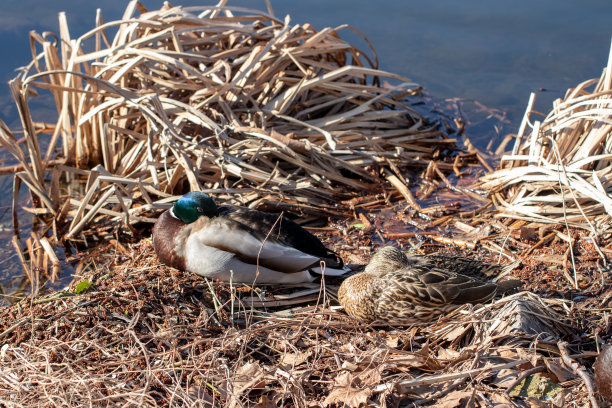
[482,40,612,238]
[0,240,603,407]
[0,1,454,241]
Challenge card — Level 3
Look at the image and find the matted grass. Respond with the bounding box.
[0,239,604,407]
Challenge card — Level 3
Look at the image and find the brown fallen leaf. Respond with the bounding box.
[187,386,216,406]
[435,390,474,408]
[443,325,470,343]
[490,368,520,388]
[437,347,471,363]
[489,392,514,407]
[323,372,372,408]
[525,397,549,408]
[385,334,399,349]
[517,348,540,369]
[496,347,521,360]
[341,361,359,371]
[254,395,278,408]
[280,350,312,367]
[544,358,576,382]
[230,361,266,395]
[356,366,383,387]
[388,351,441,371]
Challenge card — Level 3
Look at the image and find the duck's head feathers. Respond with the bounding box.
[364,246,408,277]
[152,210,188,270]
[173,192,219,224]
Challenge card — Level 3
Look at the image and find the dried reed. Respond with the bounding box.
[482,39,612,238]
[0,0,455,266]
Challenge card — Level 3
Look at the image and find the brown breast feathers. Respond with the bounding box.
[152,210,188,271]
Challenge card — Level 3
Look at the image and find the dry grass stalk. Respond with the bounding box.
[0,0,456,273]
[482,39,612,238]
[0,240,594,407]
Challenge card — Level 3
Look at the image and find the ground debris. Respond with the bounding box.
[0,237,607,407]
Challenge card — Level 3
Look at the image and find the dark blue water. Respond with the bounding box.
[0,0,610,295]
[1,1,610,129]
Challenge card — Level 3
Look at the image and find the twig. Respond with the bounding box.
[557,341,600,408]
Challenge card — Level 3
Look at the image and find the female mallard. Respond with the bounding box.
[152,192,347,284]
[338,246,521,323]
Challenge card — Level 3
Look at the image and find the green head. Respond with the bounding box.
[171,192,219,224]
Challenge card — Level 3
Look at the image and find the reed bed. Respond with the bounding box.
[482,40,612,237]
[0,0,455,262]
[0,239,603,407]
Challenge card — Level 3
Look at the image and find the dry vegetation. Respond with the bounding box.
[483,43,612,236]
[0,0,456,281]
[0,238,606,407]
[0,1,610,408]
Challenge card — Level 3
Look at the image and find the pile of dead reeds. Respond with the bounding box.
[0,1,455,251]
[482,40,612,237]
[0,239,602,407]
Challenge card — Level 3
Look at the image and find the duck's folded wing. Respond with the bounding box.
[420,268,499,304]
[190,220,321,272]
[384,268,498,307]
[410,254,519,280]
[223,207,344,268]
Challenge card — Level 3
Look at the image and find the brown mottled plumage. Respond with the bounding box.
[595,345,612,403]
[338,246,521,323]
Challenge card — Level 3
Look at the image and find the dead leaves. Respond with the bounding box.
[224,361,268,408]
[253,395,278,408]
[435,390,475,408]
[280,350,312,367]
[232,361,267,394]
[323,372,373,408]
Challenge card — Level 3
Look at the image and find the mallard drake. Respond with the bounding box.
[595,344,612,403]
[152,192,347,284]
[338,246,521,323]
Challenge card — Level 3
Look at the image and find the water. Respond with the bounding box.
[0,0,610,295]
[2,1,610,128]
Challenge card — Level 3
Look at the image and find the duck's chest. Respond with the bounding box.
[182,233,236,278]
[152,211,188,270]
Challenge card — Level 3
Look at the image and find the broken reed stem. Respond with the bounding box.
[385,172,422,211]
[372,359,529,393]
[550,138,578,289]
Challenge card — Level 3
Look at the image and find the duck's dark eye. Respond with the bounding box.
[197,208,205,213]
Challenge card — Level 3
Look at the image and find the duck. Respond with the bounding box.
[594,344,612,403]
[152,191,347,284]
[337,246,521,323]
